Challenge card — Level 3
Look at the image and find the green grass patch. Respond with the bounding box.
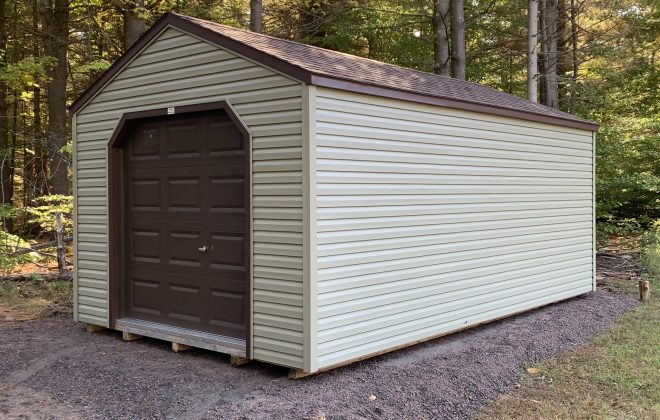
[478,259,660,419]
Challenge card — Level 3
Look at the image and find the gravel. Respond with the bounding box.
[0,289,638,420]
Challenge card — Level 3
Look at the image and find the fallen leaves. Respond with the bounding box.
[526,367,540,374]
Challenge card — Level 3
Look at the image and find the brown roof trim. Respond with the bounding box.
[310,75,599,131]
[69,13,312,115]
[70,12,598,132]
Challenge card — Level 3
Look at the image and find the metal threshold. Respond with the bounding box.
[115,318,246,357]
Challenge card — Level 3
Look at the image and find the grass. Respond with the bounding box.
[0,277,72,322]
[477,237,660,420]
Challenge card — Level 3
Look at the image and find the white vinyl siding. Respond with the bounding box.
[73,27,305,368]
[312,87,595,369]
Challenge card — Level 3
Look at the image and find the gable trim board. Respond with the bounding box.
[71,14,597,374]
[70,13,598,132]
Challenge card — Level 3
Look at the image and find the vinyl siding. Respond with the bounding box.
[312,87,595,369]
[73,27,304,368]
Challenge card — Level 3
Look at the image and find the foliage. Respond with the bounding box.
[0,230,40,272]
[25,195,73,234]
[574,0,660,231]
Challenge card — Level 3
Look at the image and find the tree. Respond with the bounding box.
[432,0,450,76]
[31,0,48,199]
[528,0,539,102]
[450,0,465,80]
[123,0,146,50]
[541,0,559,108]
[41,0,69,195]
[0,0,10,230]
[250,0,263,33]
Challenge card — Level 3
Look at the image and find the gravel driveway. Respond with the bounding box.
[0,289,638,420]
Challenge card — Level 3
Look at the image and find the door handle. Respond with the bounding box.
[197,245,208,253]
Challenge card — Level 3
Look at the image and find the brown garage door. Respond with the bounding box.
[122,111,249,341]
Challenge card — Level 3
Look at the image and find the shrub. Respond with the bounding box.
[0,230,41,272]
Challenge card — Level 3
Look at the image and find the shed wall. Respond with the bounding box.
[73,27,305,368]
[313,87,595,369]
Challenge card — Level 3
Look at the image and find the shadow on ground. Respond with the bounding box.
[0,289,638,420]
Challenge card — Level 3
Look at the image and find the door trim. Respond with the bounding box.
[107,101,252,357]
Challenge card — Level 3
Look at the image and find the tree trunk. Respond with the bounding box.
[570,0,578,80]
[123,0,145,50]
[31,0,48,200]
[56,212,67,274]
[0,0,11,230]
[250,0,263,33]
[569,0,579,112]
[541,0,559,108]
[450,0,466,80]
[42,0,69,195]
[556,0,568,108]
[432,0,450,76]
[528,0,539,102]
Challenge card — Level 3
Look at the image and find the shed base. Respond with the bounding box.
[291,291,593,378]
[115,318,246,357]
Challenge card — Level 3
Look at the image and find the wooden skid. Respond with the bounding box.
[122,331,143,341]
[288,368,318,379]
[230,356,252,366]
[85,324,106,333]
[172,342,192,352]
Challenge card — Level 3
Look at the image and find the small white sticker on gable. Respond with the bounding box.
[167,107,175,115]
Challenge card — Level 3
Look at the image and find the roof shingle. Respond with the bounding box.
[179,14,597,130]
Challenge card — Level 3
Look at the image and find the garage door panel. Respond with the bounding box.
[129,179,161,208]
[123,111,249,340]
[129,124,160,158]
[168,176,202,209]
[209,234,244,266]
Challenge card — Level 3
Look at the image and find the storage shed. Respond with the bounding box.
[70,12,599,376]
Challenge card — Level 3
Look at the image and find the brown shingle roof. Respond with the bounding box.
[71,13,598,131]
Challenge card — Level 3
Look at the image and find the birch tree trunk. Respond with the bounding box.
[123,0,146,50]
[42,0,69,195]
[432,0,450,76]
[450,0,466,80]
[250,0,263,33]
[528,0,539,102]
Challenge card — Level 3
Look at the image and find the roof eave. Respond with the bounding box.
[309,75,599,131]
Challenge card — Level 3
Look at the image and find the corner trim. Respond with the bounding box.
[592,131,597,291]
[302,84,318,373]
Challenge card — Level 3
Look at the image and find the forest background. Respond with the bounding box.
[0,0,657,273]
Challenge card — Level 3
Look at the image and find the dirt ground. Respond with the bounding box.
[0,287,638,420]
